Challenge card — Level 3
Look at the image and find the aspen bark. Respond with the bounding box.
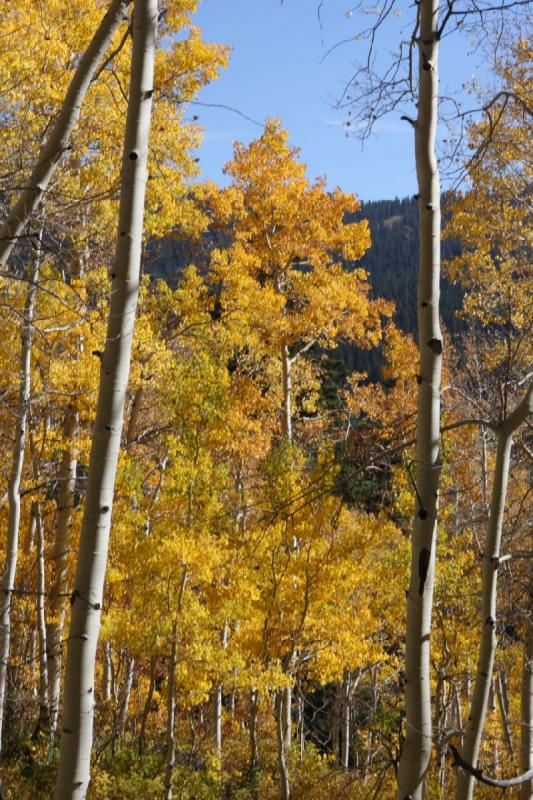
[281,341,292,440]
[0,248,41,749]
[396,2,442,796]
[456,387,532,800]
[33,500,50,733]
[0,0,132,268]
[54,2,157,796]
[520,568,533,800]
[249,688,259,775]
[275,689,291,800]
[164,625,177,800]
[102,642,113,703]
[126,387,143,445]
[496,669,515,763]
[46,407,79,739]
[164,569,187,800]
[213,685,222,755]
[213,621,227,755]
[283,684,292,750]
[116,654,134,737]
[341,670,351,770]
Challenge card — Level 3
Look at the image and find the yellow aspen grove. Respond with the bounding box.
[1,4,531,799]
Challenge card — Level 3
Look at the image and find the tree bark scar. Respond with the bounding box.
[426,338,442,355]
[418,547,431,596]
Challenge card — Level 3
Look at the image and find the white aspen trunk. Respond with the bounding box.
[396,2,442,797]
[0,0,132,268]
[126,387,143,445]
[283,684,292,750]
[453,684,464,744]
[496,669,515,763]
[0,248,41,749]
[281,341,292,440]
[456,387,532,800]
[46,406,79,740]
[54,3,157,796]
[213,685,222,755]
[249,688,259,775]
[102,642,112,703]
[520,568,533,800]
[342,670,351,770]
[33,500,50,733]
[116,654,134,736]
[213,620,227,755]
[164,625,177,800]
[164,568,187,800]
[275,689,291,800]
[466,667,472,703]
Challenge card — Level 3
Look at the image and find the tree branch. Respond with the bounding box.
[449,743,533,787]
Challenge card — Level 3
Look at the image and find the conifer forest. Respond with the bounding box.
[0,1,531,798]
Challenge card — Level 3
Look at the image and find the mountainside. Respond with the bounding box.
[337,195,462,377]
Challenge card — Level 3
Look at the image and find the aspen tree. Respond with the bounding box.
[0,0,132,268]
[46,407,79,740]
[0,234,43,749]
[456,386,532,800]
[396,3,443,796]
[55,1,157,796]
[521,566,533,800]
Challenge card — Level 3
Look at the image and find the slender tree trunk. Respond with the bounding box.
[46,406,79,740]
[453,684,464,745]
[126,387,143,445]
[0,0,132,267]
[0,246,41,749]
[281,341,292,440]
[213,621,227,755]
[164,625,177,800]
[520,568,533,800]
[102,642,113,703]
[496,669,515,764]
[116,654,134,739]
[275,689,291,800]
[456,387,532,800]
[213,684,222,755]
[283,684,292,750]
[249,688,259,776]
[139,656,156,756]
[396,2,442,796]
[33,500,50,734]
[54,4,157,796]
[164,568,187,800]
[341,670,351,770]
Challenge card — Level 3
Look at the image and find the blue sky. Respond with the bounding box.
[190,0,481,202]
